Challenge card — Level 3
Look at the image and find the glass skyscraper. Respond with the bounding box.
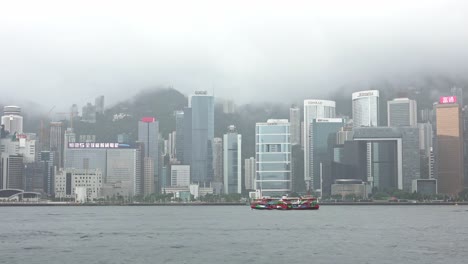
[255,119,291,197]
[138,117,159,193]
[303,99,336,189]
[223,126,241,194]
[190,91,214,184]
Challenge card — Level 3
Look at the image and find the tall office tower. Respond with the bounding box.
[95,95,105,115]
[1,106,23,135]
[212,137,223,184]
[436,96,464,196]
[190,91,214,184]
[303,100,336,189]
[311,118,344,193]
[0,154,24,189]
[138,117,159,194]
[289,105,300,145]
[182,107,192,165]
[352,90,380,127]
[244,157,256,190]
[387,98,417,127]
[223,126,242,194]
[81,102,96,123]
[174,111,185,162]
[143,157,155,196]
[255,119,291,197]
[49,121,65,168]
[419,123,434,179]
[40,151,55,195]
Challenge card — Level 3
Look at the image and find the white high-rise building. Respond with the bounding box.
[1,106,23,135]
[387,98,417,127]
[352,90,380,127]
[303,100,336,187]
[289,105,300,145]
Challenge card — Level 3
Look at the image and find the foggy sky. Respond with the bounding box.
[1,0,468,111]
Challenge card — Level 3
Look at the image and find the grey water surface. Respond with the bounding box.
[1,205,467,264]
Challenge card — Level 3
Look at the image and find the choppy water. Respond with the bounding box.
[1,205,467,264]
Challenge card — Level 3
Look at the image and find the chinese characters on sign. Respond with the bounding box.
[68,143,120,148]
[439,96,457,104]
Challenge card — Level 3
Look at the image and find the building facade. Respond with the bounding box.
[244,157,255,190]
[138,117,159,193]
[289,105,301,145]
[352,90,380,127]
[223,126,242,194]
[435,100,464,196]
[171,165,190,187]
[256,119,291,197]
[55,168,103,201]
[387,98,417,127]
[303,100,336,189]
[1,106,23,135]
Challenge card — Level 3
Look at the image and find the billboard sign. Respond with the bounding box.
[141,117,155,123]
[439,96,457,104]
[68,143,120,149]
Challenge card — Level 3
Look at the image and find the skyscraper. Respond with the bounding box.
[49,121,65,168]
[1,106,23,135]
[138,117,159,194]
[289,105,300,145]
[223,126,242,194]
[212,137,223,184]
[256,119,291,197]
[352,90,380,127]
[436,96,464,196]
[174,110,184,162]
[244,157,256,190]
[303,100,336,189]
[387,98,417,127]
[190,91,214,184]
[311,118,344,193]
[182,107,192,166]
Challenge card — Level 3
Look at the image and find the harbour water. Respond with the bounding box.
[1,205,467,264]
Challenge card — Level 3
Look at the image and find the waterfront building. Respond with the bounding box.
[171,165,190,187]
[353,127,420,192]
[412,179,437,195]
[435,97,464,196]
[0,153,24,189]
[255,119,291,197]
[352,90,380,127]
[331,179,371,199]
[387,98,417,127]
[54,168,102,201]
[106,148,140,196]
[223,126,242,194]
[143,157,154,196]
[303,99,336,190]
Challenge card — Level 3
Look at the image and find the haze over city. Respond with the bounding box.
[1,0,468,110]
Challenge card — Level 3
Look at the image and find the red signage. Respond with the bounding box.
[141,117,156,123]
[439,96,457,104]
